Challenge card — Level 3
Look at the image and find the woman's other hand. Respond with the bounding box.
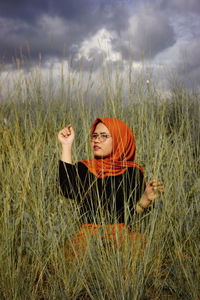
[145,179,164,202]
[136,179,164,213]
[58,124,75,146]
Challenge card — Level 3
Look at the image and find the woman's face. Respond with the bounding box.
[91,122,113,157]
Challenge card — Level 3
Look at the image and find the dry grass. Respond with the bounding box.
[0,64,199,299]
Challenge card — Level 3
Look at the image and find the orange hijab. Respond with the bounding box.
[81,118,144,178]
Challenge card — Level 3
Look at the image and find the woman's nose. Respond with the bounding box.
[93,135,101,142]
[94,137,101,142]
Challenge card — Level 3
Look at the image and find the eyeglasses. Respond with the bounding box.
[90,133,111,142]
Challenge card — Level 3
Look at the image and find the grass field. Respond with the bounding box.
[0,65,200,299]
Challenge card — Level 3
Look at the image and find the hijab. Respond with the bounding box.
[81,118,144,178]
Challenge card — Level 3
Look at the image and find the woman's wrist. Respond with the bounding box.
[140,193,152,206]
[62,143,73,149]
[136,193,153,213]
[61,144,73,163]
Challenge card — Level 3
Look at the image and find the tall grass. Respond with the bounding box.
[0,63,200,299]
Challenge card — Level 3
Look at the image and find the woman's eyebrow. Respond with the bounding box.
[93,131,108,134]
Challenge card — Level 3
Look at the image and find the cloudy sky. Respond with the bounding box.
[1,0,200,90]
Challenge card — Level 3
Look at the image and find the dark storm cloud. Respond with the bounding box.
[1,0,200,90]
[0,0,131,64]
[151,0,200,88]
[157,0,200,14]
[0,0,49,22]
[111,7,176,61]
[176,38,200,88]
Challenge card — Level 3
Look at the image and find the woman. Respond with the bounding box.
[58,118,164,260]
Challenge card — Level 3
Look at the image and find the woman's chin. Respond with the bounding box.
[93,150,103,157]
[93,151,112,159]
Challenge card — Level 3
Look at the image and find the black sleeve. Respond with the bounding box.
[126,167,147,222]
[128,167,146,203]
[59,161,88,201]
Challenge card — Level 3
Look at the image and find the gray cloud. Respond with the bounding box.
[71,48,106,71]
[111,7,176,61]
[0,0,131,64]
[0,0,43,21]
[0,0,200,90]
[176,38,200,87]
[149,0,200,88]
[157,0,200,14]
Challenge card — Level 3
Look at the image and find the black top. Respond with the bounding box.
[59,161,146,225]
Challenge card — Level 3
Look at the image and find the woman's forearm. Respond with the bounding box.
[60,145,73,164]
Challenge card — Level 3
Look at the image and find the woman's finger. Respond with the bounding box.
[62,130,68,137]
[66,125,73,134]
[153,185,164,190]
[153,187,164,194]
[152,184,164,189]
[152,182,164,187]
[149,179,162,186]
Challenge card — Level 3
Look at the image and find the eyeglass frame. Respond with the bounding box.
[90,133,112,142]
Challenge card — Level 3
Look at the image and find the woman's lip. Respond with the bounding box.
[93,146,101,150]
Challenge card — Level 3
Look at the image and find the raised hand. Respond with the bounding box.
[58,124,75,146]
